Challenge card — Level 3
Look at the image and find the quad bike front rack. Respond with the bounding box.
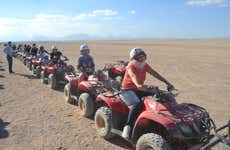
[200,119,230,150]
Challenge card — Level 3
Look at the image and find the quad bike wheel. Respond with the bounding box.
[78,93,95,117]
[41,71,48,84]
[136,133,171,150]
[64,83,74,104]
[32,64,36,74]
[48,74,57,89]
[29,62,32,71]
[36,66,41,78]
[26,60,30,68]
[95,106,115,139]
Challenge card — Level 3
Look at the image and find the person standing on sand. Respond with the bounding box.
[3,41,14,73]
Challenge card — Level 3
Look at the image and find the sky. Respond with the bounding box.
[0,0,230,41]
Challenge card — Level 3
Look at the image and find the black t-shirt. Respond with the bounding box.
[31,47,38,55]
[50,51,62,61]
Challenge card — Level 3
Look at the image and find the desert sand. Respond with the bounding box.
[0,39,230,150]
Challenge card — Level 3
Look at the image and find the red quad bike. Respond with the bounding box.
[17,51,23,60]
[64,70,118,117]
[200,119,230,150]
[47,60,75,90]
[103,60,128,85]
[22,52,28,65]
[32,56,50,78]
[94,86,214,150]
[26,55,36,71]
[40,62,56,84]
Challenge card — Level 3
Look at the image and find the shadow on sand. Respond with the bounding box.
[0,64,5,71]
[14,73,38,79]
[0,84,5,90]
[0,118,10,139]
[0,75,5,78]
[107,137,133,149]
[54,84,65,92]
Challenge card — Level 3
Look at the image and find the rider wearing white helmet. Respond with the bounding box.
[121,47,175,139]
[77,43,95,76]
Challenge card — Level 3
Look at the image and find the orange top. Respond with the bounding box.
[121,61,150,90]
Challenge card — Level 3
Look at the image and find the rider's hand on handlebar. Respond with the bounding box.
[137,84,148,91]
[167,83,175,92]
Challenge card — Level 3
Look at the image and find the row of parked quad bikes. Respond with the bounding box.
[14,49,229,150]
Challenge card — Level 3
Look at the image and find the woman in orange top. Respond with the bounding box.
[121,48,175,138]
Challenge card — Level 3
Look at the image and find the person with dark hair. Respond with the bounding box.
[3,41,14,73]
[30,43,38,56]
[37,45,49,62]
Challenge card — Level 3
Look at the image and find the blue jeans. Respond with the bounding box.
[7,55,13,73]
[121,90,152,127]
[121,90,141,127]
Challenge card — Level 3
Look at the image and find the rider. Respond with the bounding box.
[30,43,38,56]
[50,45,67,64]
[77,44,95,79]
[121,48,175,138]
[37,45,49,62]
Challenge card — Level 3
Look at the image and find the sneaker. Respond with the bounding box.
[122,125,131,139]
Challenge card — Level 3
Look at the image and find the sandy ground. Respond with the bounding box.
[0,39,230,150]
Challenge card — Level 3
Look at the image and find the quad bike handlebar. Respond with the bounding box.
[145,85,178,99]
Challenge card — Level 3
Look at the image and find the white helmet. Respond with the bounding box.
[129,48,146,60]
[51,45,58,50]
[80,44,89,51]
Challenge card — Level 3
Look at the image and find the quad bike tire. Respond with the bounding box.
[95,106,115,140]
[32,64,36,74]
[78,93,95,117]
[41,71,48,84]
[48,74,57,89]
[29,62,32,71]
[136,133,171,150]
[64,83,74,104]
[36,66,41,78]
[26,60,30,68]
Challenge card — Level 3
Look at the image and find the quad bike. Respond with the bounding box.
[200,119,230,150]
[32,56,50,78]
[47,60,75,90]
[22,52,28,65]
[26,55,36,71]
[25,54,32,69]
[103,60,128,85]
[64,70,119,117]
[18,51,25,62]
[40,62,56,84]
[94,86,214,150]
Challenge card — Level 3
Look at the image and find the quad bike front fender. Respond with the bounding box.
[69,78,78,88]
[47,67,55,74]
[135,111,176,128]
